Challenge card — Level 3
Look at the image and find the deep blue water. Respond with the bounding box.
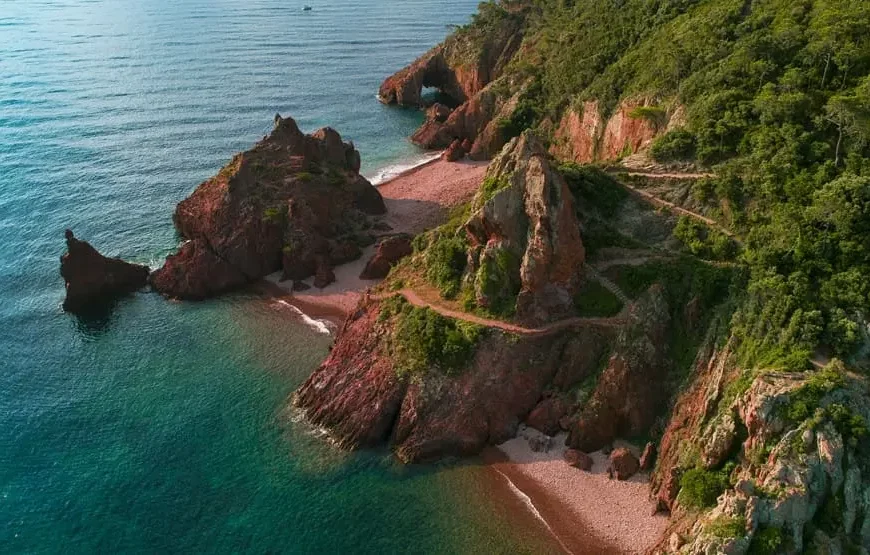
[0,1,561,552]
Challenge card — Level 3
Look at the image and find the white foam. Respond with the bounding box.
[274,299,335,335]
[365,151,442,185]
[491,467,576,555]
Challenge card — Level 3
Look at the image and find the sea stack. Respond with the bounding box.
[59,230,150,313]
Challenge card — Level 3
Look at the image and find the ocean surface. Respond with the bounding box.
[0,1,561,553]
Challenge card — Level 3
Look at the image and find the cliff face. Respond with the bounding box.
[294,296,613,462]
[551,99,681,164]
[651,350,870,554]
[60,230,150,313]
[150,115,385,299]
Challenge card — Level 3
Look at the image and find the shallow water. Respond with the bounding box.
[0,1,561,552]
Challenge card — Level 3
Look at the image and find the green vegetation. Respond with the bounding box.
[678,467,731,509]
[705,516,746,539]
[783,363,846,422]
[295,171,313,182]
[479,175,510,204]
[461,0,870,365]
[573,279,624,317]
[651,128,697,161]
[559,163,628,218]
[673,216,738,261]
[475,247,521,317]
[747,526,784,555]
[628,105,667,126]
[379,296,483,377]
[262,206,286,224]
[424,235,467,298]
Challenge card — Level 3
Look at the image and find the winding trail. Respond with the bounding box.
[373,288,628,335]
[609,169,740,241]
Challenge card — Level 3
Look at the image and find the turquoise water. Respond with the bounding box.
[0,1,561,552]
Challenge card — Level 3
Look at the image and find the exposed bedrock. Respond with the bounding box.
[464,131,586,326]
[150,114,385,299]
[59,230,150,313]
[293,297,615,463]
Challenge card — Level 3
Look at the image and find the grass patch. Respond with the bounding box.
[706,516,746,539]
[747,526,784,555]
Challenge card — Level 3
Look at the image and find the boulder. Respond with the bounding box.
[526,396,570,436]
[292,280,311,292]
[426,102,452,123]
[60,230,149,313]
[608,448,640,480]
[564,448,594,471]
[442,139,466,161]
[313,258,335,289]
[151,114,384,300]
[359,235,413,280]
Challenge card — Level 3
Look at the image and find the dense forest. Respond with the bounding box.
[465,0,870,368]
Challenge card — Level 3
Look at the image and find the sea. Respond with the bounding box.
[0,1,562,553]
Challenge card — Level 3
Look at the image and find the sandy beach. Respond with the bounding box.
[265,157,488,318]
[492,426,669,554]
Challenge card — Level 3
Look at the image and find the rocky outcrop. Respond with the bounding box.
[442,139,467,162]
[294,296,610,462]
[378,9,524,108]
[551,99,681,164]
[60,230,149,313]
[464,132,585,325]
[359,235,412,280]
[568,285,671,451]
[649,356,870,554]
[380,7,527,159]
[526,396,571,436]
[150,114,384,299]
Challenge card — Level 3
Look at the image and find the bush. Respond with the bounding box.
[747,526,784,555]
[389,301,483,376]
[475,247,521,317]
[558,163,628,217]
[782,363,846,422]
[424,234,468,298]
[706,516,746,539]
[650,128,697,161]
[678,467,730,509]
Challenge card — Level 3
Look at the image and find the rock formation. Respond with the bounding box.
[568,284,671,451]
[463,131,585,326]
[379,7,526,159]
[609,448,641,480]
[564,448,594,471]
[294,295,612,462]
[60,230,149,313]
[150,114,384,299]
[551,99,682,164]
[359,234,412,280]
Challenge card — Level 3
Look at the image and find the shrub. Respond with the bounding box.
[558,163,628,217]
[650,128,697,161]
[424,235,468,299]
[475,247,521,317]
[747,526,784,555]
[262,206,286,224]
[389,301,483,377]
[782,363,846,422]
[628,105,667,127]
[678,467,730,509]
[706,516,746,539]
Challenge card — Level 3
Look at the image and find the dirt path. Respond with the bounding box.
[374,288,628,335]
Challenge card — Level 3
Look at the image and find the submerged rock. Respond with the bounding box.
[60,230,149,313]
